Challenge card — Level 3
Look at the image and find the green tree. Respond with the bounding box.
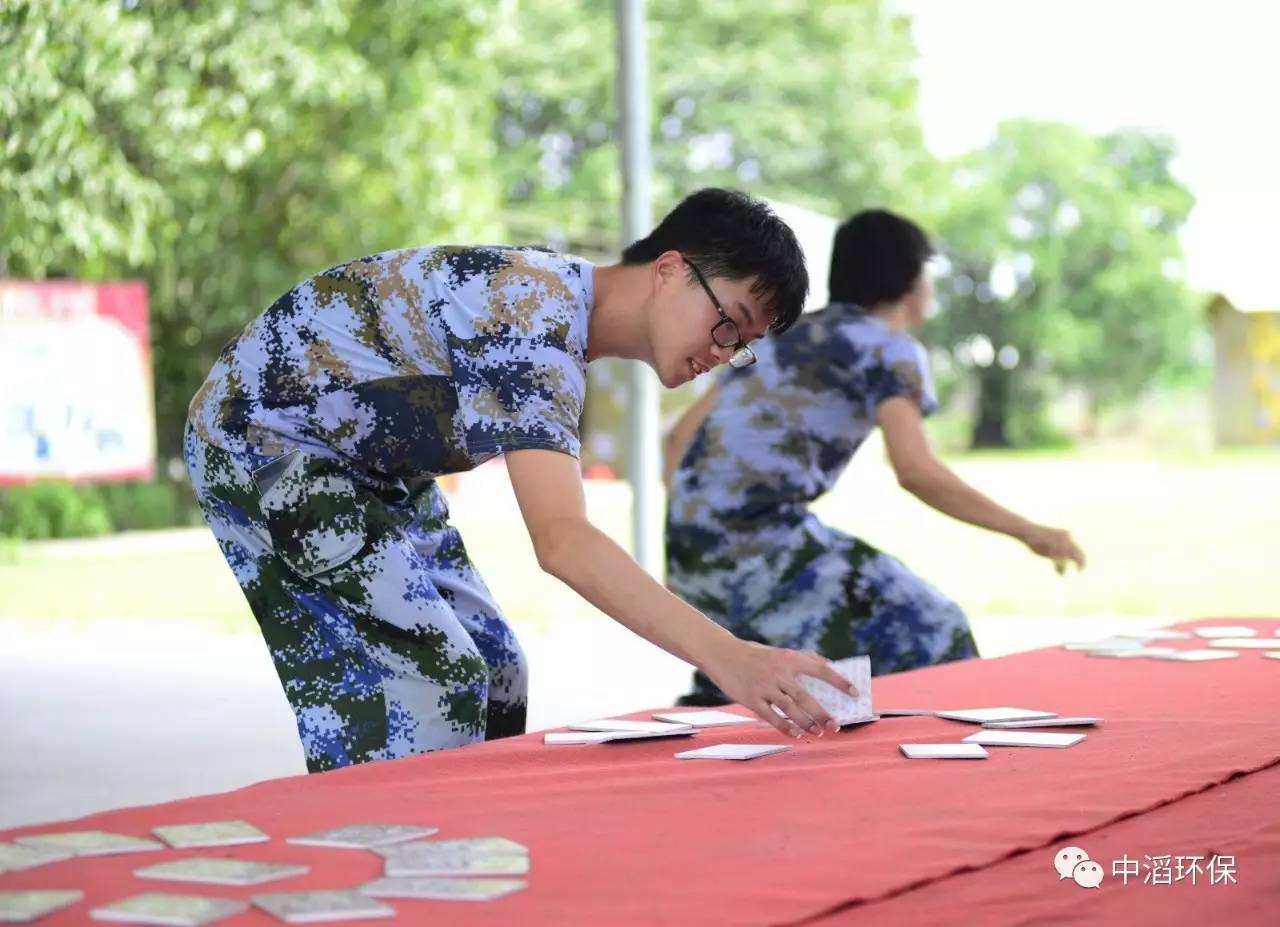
[923,119,1197,448]
[495,0,930,249]
[1,0,507,463]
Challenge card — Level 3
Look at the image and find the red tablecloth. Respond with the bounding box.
[4,619,1278,926]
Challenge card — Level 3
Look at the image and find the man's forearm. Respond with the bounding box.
[904,462,1034,539]
[536,518,736,668]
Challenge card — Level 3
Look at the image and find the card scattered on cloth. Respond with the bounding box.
[878,708,938,717]
[1193,625,1257,638]
[0,890,83,923]
[936,707,1057,724]
[651,710,757,727]
[375,837,527,858]
[675,744,791,761]
[286,823,437,849]
[568,719,693,734]
[360,877,527,902]
[1208,638,1280,649]
[982,716,1101,729]
[544,732,616,745]
[1118,628,1191,640]
[135,859,309,887]
[797,655,872,726]
[1148,649,1240,662]
[1061,637,1147,652]
[963,730,1086,748]
[0,842,72,873]
[899,743,988,759]
[1264,652,1280,660]
[251,891,394,924]
[382,851,529,878]
[89,892,247,926]
[16,831,163,857]
[152,821,268,849]
[1087,647,1178,659]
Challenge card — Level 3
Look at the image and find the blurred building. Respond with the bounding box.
[1207,293,1280,446]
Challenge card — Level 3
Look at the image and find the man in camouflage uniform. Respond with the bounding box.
[664,210,1084,705]
[187,189,861,772]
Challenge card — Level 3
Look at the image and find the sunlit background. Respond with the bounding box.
[2,0,1277,828]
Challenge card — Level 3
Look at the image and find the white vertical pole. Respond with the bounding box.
[615,0,662,576]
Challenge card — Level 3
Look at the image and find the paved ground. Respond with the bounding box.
[0,613,1175,830]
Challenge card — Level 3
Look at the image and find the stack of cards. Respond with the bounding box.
[15,831,164,858]
[286,824,437,850]
[900,744,988,760]
[797,655,874,726]
[1088,647,1178,659]
[360,877,527,902]
[1147,649,1240,662]
[377,837,529,878]
[135,859,310,887]
[252,890,394,924]
[90,892,247,926]
[1207,638,1280,650]
[0,890,83,923]
[152,821,268,849]
[568,719,693,734]
[982,716,1101,729]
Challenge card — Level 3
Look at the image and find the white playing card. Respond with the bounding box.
[568,719,692,734]
[1117,629,1192,640]
[936,707,1057,724]
[382,851,529,878]
[674,743,791,761]
[1193,625,1257,638]
[1207,638,1280,649]
[251,891,394,924]
[982,716,1101,728]
[375,837,527,858]
[286,823,437,849]
[878,708,938,717]
[1087,647,1178,658]
[135,858,309,887]
[544,731,616,744]
[1062,637,1147,651]
[602,727,696,742]
[16,831,164,857]
[963,730,1086,748]
[796,654,872,725]
[0,890,83,923]
[899,743,988,759]
[0,842,72,873]
[1264,652,1280,660]
[1148,649,1240,661]
[90,892,247,926]
[652,710,757,727]
[152,821,268,849]
[360,877,527,901]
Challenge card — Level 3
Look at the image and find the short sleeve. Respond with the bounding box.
[448,332,585,462]
[858,334,938,419]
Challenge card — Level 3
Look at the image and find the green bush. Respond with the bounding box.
[0,479,196,540]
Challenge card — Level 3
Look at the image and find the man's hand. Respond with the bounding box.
[700,638,856,738]
[1019,524,1086,574]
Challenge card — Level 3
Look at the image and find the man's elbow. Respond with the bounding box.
[895,465,931,496]
[530,518,580,580]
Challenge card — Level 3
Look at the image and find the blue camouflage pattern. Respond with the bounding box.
[666,302,979,704]
[186,246,592,770]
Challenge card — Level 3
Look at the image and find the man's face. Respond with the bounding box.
[904,269,934,329]
[646,252,772,388]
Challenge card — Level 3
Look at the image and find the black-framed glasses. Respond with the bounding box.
[682,257,757,369]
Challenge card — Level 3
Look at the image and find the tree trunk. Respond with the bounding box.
[971,364,1012,448]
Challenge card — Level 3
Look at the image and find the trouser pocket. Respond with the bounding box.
[253,449,367,578]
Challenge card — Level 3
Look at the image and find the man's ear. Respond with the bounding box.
[652,250,684,291]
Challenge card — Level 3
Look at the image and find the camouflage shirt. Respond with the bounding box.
[189,246,593,479]
[670,303,936,538]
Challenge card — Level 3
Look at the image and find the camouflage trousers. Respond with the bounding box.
[666,510,980,706]
[184,423,527,772]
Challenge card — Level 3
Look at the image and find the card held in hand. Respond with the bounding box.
[796,655,872,726]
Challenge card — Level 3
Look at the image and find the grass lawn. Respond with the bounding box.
[2,445,1276,629]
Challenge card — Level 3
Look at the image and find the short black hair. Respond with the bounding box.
[621,188,809,334]
[828,209,933,307]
